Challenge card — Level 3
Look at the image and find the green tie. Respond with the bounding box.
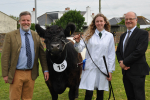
[99,32,102,38]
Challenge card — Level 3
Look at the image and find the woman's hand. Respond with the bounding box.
[106,72,112,81]
[73,34,81,43]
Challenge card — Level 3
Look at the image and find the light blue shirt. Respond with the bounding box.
[123,26,137,52]
[16,28,35,69]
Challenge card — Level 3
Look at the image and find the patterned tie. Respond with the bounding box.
[124,31,131,52]
[25,33,32,68]
[99,32,102,38]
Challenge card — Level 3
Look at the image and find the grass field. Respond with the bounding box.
[0,43,150,100]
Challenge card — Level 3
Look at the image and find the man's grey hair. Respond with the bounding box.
[124,12,137,19]
[19,11,31,20]
[133,12,137,19]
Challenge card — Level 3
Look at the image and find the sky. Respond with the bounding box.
[0,0,150,20]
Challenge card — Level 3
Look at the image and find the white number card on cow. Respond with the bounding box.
[53,60,67,72]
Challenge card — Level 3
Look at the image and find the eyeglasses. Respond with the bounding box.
[125,18,136,21]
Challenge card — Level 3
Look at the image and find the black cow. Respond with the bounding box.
[35,24,82,100]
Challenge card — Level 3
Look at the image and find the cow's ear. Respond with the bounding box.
[35,24,46,38]
[64,23,76,37]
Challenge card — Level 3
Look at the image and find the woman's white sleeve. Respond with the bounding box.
[74,39,85,53]
[108,35,116,72]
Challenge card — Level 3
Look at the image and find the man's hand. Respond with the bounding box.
[44,72,49,81]
[3,76,8,83]
[124,66,130,70]
[119,60,130,70]
[119,60,125,69]
[106,72,112,81]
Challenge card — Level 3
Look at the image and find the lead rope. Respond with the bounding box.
[103,56,115,100]
[80,35,115,100]
[61,40,71,52]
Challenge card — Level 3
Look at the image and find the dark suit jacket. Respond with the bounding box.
[1,29,48,84]
[116,27,149,76]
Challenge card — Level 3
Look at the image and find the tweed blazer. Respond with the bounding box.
[1,29,48,84]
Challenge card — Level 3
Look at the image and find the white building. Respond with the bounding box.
[0,11,17,33]
[31,6,95,29]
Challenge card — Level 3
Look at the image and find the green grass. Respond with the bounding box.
[1,44,150,100]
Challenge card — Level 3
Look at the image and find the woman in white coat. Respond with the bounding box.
[73,13,115,100]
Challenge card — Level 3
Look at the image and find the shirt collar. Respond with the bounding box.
[95,29,105,36]
[20,28,31,35]
[127,26,136,33]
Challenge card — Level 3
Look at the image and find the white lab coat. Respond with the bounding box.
[74,29,115,91]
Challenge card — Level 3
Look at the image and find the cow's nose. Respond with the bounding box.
[51,44,60,50]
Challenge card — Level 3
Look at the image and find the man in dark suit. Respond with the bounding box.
[1,11,49,100]
[116,11,149,100]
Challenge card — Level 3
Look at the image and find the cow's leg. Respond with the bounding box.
[69,87,76,100]
[75,77,81,98]
[75,86,79,98]
[46,81,58,100]
[49,88,58,100]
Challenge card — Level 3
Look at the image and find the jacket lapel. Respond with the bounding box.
[124,27,138,52]
[120,32,127,54]
[31,31,37,54]
[126,27,138,44]
[15,29,21,52]
[101,31,107,39]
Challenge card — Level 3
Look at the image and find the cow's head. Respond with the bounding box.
[35,24,76,57]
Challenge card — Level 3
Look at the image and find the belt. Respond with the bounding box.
[16,69,32,71]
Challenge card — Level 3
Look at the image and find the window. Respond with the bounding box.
[146,19,150,23]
